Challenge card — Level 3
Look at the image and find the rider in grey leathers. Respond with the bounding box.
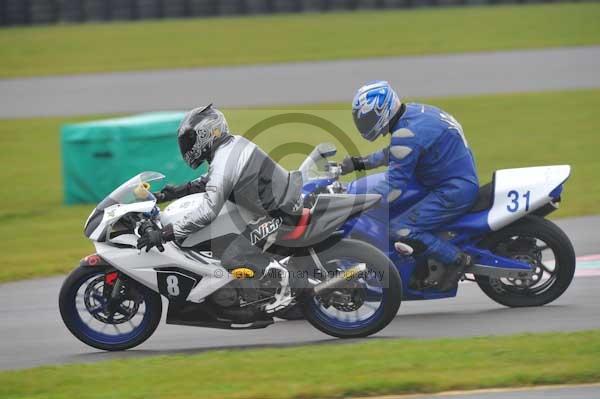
[136,105,303,274]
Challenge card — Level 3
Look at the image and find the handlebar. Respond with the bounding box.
[137,220,156,236]
[324,162,342,179]
[153,191,166,202]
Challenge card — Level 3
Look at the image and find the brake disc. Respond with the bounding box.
[84,276,140,324]
[328,285,366,312]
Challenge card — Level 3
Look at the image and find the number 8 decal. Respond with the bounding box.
[166,275,180,296]
[507,190,531,213]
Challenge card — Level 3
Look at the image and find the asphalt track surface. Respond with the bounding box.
[1,47,599,391]
[1,215,599,371]
[1,46,600,118]
[365,384,600,399]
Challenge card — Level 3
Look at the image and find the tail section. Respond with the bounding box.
[488,165,570,231]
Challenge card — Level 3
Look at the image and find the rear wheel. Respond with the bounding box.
[302,239,402,338]
[476,216,575,307]
[59,265,162,351]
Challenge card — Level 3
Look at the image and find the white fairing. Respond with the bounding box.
[161,195,251,248]
[488,165,570,230]
[160,193,206,227]
[94,240,233,303]
[88,201,156,241]
[88,188,237,303]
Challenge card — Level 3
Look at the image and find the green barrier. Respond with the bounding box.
[61,112,207,205]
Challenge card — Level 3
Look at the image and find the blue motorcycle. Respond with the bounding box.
[298,143,576,308]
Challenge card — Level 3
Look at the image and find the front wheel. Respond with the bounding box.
[476,216,575,307]
[59,265,162,351]
[302,239,402,338]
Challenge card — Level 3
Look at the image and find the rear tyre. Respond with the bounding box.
[59,265,162,351]
[476,216,575,307]
[302,239,402,338]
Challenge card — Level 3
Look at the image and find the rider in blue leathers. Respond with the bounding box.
[342,81,479,290]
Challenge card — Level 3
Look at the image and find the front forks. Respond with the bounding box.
[99,272,123,315]
[103,273,141,314]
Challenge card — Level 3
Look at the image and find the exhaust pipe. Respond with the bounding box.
[313,263,367,295]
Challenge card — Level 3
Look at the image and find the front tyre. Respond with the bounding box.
[476,216,575,307]
[59,265,162,351]
[302,239,402,338]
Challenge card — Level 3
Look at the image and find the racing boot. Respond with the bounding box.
[262,260,294,313]
[438,252,473,292]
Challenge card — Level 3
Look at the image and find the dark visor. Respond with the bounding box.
[178,128,197,157]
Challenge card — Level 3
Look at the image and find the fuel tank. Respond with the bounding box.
[160,194,254,248]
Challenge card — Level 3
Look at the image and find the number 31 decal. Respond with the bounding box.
[507,190,531,213]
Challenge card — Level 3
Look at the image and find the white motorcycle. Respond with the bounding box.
[60,168,402,351]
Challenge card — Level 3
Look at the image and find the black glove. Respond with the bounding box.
[340,156,366,175]
[137,223,175,253]
[154,178,207,203]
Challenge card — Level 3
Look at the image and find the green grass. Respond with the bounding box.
[1,330,599,399]
[0,89,598,283]
[1,3,600,78]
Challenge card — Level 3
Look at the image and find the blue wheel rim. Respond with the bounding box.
[309,258,386,330]
[66,272,152,346]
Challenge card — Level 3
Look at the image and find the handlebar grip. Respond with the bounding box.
[138,221,156,236]
[153,192,166,202]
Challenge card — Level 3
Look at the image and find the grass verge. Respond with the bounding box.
[1,89,598,283]
[1,3,600,78]
[1,330,599,399]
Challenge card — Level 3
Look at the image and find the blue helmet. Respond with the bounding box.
[352,81,401,141]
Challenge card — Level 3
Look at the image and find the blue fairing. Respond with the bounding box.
[549,184,564,200]
[347,173,426,218]
[302,171,558,301]
[343,213,459,300]
[342,172,494,300]
[347,173,492,240]
[302,178,336,197]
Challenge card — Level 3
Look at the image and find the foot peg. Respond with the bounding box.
[438,253,473,292]
[230,267,255,279]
